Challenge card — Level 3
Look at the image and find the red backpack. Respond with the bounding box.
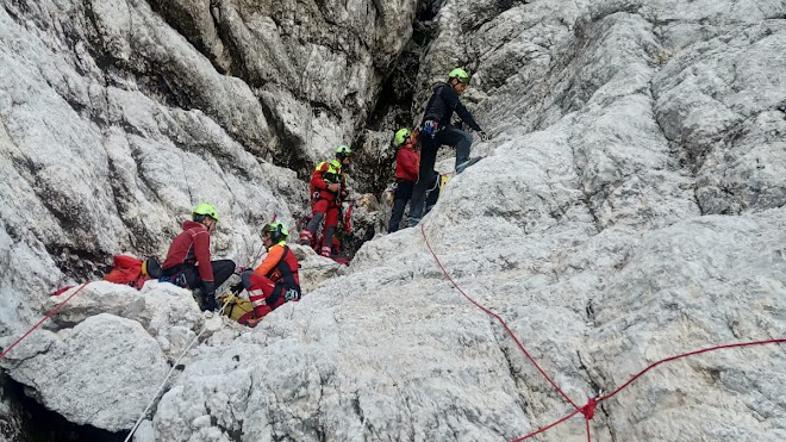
[104,255,162,289]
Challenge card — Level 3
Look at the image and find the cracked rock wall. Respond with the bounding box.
[2,0,786,441]
[0,0,418,336]
[146,1,786,441]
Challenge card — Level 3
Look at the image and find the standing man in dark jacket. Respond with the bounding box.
[161,203,236,311]
[408,68,486,227]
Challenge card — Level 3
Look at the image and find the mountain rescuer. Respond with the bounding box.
[408,68,487,227]
[239,221,301,326]
[300,145,352,256]
[388,128,420,233]
[161,203,236,311]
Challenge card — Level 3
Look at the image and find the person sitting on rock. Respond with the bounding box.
[388,128,420,233]
[299,145,352,256]
[161,203,236,311]
[408,68,487,227]
[239,221,301,327]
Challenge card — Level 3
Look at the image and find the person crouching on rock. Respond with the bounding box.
[388,128,419,233]
[160,203,236,311]
[299,145,352,257]
[239,221,301,327]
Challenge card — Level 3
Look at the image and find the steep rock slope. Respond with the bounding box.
[0,0,417,334]
[1,0,786,441]
[146,1,786,441]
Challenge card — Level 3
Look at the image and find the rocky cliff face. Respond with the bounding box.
[0,0,418,334]
[1,0,786,441]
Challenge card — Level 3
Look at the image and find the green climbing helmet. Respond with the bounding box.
[336,144,352,158]
[394,128,411,147]
[448,67,470,84]
[192,202,219,222]
[263,221,288,243]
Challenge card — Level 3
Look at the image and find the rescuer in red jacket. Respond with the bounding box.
[388,128,420,233]
[160,203,236,311]
[299,145,352,257]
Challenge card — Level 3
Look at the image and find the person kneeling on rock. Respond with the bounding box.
[237,221,301,327]
[160,203,236,311]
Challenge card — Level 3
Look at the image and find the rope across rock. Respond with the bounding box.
[419,223,786,442]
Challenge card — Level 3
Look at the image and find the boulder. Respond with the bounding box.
[0,314,170,432]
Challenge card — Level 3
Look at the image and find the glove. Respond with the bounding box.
[479,130,490,142]
[201,280,216,299]
[422,120,439,138]
[201,281,218,311]
[233,265,247,275]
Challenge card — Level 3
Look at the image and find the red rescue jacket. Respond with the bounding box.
[310,160,347,203]
[162,220,214,282]
[395,142,420,182]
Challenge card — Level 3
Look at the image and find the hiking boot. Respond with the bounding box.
[245,317,262,328]
[299,229,313,245]
[455,157,481,174]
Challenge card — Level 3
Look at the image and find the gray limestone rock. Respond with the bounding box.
[0,314,170,432]
[46,281,204,360]
[1,0,786,441]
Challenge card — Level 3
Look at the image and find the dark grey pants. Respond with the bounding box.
[408,127,472,226]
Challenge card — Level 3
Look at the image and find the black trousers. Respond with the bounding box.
[388,180,415,233]
[408,126,472,225]
[424,174,440,214]
[166,259,236,290]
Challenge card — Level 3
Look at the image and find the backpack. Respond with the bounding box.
[104,255,162,290]
[142,256,162,279]
[219,293,256,325]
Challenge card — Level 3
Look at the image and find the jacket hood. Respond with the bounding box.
[183,220,207,230]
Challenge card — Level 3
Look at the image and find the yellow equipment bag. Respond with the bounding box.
[219,293,255,325]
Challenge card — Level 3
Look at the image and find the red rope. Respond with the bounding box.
[511,338,786,441]
[0,282,90,359]
[420,225,580,411]
[597,338,786,402]
[510,408,582,442]
[419,224,786,442]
